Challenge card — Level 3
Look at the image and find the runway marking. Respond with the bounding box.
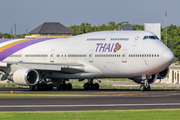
[0,103,180,108]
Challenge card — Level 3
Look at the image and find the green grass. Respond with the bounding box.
[0,83,20,88]
[0,109,180,120]
[100,78,131,81]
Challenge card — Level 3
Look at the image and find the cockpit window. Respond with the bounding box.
[143,36,159,40]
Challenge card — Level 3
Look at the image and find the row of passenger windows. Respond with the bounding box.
[87,38,105,41]
[68,54,86,57]
[0,55,21,57]
[57,54,87,57]
[25,54,48,57]
[95,54,121,57]
[111,38,129,41]
[129,54,159,57]
[87,38,129,41]
[0,54,160,58]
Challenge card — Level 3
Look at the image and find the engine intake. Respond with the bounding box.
[157,68,169,79]
[11,69,39,86]
[147,74,158,84]
[130,74,157,84]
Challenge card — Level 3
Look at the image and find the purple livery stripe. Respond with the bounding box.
[0,38,54,61]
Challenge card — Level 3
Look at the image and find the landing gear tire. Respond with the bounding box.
[89,83,94,90]
[94,83,99,90]
[47,84,53,90]
[29,85,34,91]
[146,85,150,91]
[34,85,39,91]
[61,84,66,90]
[140,84,146,91]
[84,83,99,90]
[42,84,47,91]
[84,83,89,90]
[67,83,72,90]
[57,84,61,90]
[66,83,72,90]
[140,84,151,91]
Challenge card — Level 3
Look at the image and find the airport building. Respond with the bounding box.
[119,25,133,31]
[25,22,74,39]
[161,64,180,84]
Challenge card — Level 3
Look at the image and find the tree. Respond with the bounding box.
[85,23,93,33]
[0,33,11,38]
[108,21,116,30]
[133,24,143,30]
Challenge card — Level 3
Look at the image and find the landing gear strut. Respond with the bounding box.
[140,80,150,91]
[84,79,99,90]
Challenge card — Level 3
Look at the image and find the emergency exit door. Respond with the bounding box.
[89,49,93,62]
[122,49,127,63]
[50,49,55,62]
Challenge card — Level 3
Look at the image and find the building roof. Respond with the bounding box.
[29,22,74,34]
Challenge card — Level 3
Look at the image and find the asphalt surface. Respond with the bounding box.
[0,95,180,111]
[0,88,180,111]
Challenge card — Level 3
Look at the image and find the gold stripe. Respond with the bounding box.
[0,39,31,52]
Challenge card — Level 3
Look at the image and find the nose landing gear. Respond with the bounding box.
[140,79,150,91]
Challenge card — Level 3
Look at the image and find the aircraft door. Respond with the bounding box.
[89,49,93,62]
[122,49,127,63]
[50,49,55,62]
[19,50,23,62]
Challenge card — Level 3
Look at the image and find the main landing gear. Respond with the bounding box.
[140,80,150,91]
[29,84,53,91]
[56,82,72,90]
[84,79,99,90]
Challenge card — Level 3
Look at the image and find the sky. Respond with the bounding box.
[0,0,180,34]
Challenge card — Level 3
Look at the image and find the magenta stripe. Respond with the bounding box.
[0,39,14,44]
[0,38,54,61]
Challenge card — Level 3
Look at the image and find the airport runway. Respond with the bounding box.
[0,88,180,111]
[0,95,180,111]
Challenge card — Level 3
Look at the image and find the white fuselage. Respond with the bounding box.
[0,31,174,80]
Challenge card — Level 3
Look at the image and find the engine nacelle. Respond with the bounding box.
[130,74,158,84]
[157,68,169,79]
[11,69,39,86]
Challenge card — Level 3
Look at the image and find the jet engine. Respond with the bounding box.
[9,69,39,86]
[157,68,169,79]
[130,74,158,84]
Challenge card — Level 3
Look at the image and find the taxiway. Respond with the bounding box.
[0,88,180,111]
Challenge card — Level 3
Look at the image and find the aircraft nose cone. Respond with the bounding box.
[163,50,174,64]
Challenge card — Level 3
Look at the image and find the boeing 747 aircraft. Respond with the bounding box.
[0,31,174,91]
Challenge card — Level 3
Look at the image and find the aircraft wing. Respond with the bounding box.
[0,61,85,74]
